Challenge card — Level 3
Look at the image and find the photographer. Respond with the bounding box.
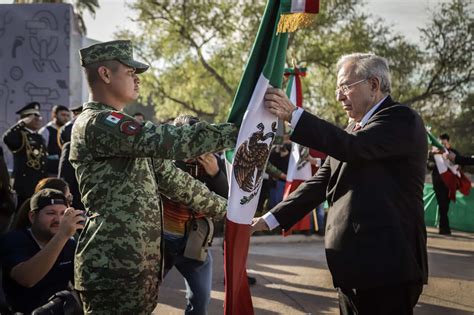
[0,189,82,313]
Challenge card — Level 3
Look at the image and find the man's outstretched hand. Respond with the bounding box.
[250,217,270,234]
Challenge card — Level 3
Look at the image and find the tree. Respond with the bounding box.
[123,0,472,156]
[122,0,265,122]
[125,0,419,124]
[405,0,472,106]
[413,0,473,155]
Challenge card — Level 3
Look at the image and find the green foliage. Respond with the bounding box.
[120,0,266,122]
[414,0,473,155]
[122,0,472,155]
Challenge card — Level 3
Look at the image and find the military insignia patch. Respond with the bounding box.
[104,112,124,127]
[120,120,142,136]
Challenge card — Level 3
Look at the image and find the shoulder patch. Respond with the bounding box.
[120,120,142,136]
[103,112,124,127]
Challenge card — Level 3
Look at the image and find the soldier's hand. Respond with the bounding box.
[250,217,270,234]
[446,152,456,162]
[197,153,219,177]
[264,88,296,122]
[58,208,85,238]
[19,115,35,125]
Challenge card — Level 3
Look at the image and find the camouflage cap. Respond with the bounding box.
[79,40,149,74]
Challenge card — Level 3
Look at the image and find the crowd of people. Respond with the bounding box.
[0,39,471,315]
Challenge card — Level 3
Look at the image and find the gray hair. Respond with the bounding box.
[336,53,392,94]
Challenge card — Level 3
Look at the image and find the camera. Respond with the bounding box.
[76,213,87,226]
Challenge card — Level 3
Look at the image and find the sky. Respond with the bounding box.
[78,0,448,44]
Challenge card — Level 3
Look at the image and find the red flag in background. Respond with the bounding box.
[281,65,313,236]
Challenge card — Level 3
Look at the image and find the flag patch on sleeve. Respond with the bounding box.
[104,112,124,127]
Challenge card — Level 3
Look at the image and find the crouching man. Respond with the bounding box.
[0,189,83,314]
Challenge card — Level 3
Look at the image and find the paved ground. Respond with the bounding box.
[154,227,474,314]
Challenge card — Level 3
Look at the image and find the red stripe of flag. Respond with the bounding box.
[224,219,253,315]
[305,0,320,13]
[295,73,303,107]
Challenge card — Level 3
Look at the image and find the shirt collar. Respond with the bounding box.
[359,95,388,127]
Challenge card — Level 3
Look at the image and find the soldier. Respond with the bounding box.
[70,40,238,314]
[39,105,71,176]
[59,104,83,147]
[3,102,47,209]
[58,105,84,210]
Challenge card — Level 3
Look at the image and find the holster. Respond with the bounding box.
[183,216,214,262]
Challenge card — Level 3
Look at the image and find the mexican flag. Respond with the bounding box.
[427,130,471,200]
[282,66,314,236]
[224,1,319,314]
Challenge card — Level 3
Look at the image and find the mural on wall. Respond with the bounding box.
[0,3,83,169]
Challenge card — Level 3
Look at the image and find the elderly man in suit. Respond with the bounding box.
[253,53,428,315]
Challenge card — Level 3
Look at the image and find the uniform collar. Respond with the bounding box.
[83,102,119,111]
[24,127,37,134]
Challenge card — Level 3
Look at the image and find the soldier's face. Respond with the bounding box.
[109,63,140,104]
[29,204,67,241]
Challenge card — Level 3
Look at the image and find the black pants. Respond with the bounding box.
[433,181,451,233]
[338,282,423,315]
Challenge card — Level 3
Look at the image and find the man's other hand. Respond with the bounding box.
[20,115,35,125]
[197,153,219,177]
[250,217,269,234]
[446,152,456,162]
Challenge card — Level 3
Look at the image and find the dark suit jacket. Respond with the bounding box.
[271,96,428,289]
[58,142,84,210]
[455,154,474,166]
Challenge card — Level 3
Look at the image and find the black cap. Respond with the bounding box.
[70,105,83,113]
[30,189,67,212]
[15,101,41,116]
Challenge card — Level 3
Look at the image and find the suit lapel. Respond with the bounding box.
[327,96,397,203]
[327,123,353,203]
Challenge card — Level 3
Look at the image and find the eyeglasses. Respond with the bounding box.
[335,78,367,96]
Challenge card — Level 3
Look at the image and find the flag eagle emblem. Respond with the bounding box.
[233,122,277,204]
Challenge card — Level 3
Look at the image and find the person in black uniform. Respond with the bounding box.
[0,146,16,233]
[58,105,84,210]
[430,133,460,235]
[39,105,70,176]
[58,105,83,148]
[2,102,47,210]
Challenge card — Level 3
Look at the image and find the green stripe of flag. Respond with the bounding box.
[226,0,289,126]
[427,130,444,150]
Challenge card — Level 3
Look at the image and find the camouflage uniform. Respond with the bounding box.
[71,40,238,314]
